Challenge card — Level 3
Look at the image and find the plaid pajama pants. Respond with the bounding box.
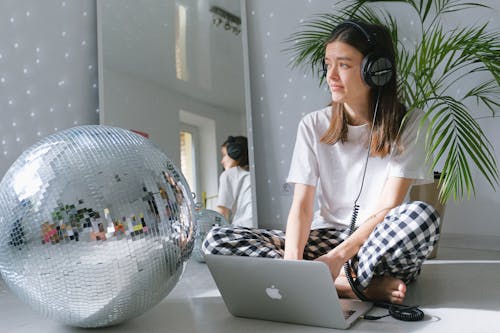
[202,201,440,289]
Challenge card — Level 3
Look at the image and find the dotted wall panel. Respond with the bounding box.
[0,0,99,177]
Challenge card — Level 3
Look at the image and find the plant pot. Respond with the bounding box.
[409,172,446,259]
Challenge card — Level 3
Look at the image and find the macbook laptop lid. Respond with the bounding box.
[205,254,373,330]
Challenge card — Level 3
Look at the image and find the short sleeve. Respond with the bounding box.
[217,171,234,209]
[389,109,434,185]
[286,116,319,186]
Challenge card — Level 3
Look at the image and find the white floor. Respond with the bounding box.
[2,241,500,333]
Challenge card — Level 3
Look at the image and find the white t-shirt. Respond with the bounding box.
[287,106,433,230]
[217,166,255,228]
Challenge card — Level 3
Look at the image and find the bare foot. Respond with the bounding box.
[335,274,407,304]
[364,276,406,304]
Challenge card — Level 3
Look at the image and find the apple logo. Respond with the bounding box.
[265,285,283,300]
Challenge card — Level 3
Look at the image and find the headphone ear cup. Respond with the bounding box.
[226,143,242,160]
[361,53,394,87]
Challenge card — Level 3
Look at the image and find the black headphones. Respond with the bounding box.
[322,20,394,87]
[226,136,243,160]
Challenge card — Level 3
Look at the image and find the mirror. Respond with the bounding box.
[97,0,255,217]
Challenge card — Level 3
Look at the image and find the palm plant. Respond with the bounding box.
[284,0,499,202]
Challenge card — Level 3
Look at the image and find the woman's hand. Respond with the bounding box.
[215,206,231,223]
[314,251,346,281]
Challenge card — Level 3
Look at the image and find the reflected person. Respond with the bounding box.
[215,136,255,228]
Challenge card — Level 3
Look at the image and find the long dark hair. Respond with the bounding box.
[320,21,406,157]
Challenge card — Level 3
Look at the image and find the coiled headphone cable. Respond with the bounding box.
[344,90,424,322]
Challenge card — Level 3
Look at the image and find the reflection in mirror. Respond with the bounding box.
[97,0,253,215]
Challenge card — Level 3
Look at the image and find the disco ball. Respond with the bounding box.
[192,207,228,263]
[0,125,196,327]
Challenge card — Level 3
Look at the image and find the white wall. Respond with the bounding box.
[245,0,500,238]
[100,68,245,205]
[100,69,181,165]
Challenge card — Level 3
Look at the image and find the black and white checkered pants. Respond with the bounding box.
[202,201,440,289]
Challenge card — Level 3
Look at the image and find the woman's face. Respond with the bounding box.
[221,146,237,171]
[324,41,371,105]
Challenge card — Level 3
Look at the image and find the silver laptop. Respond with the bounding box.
[205,254,373,329]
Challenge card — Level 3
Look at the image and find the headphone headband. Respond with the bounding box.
[334,20,375,47]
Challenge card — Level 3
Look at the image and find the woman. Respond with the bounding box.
[215,136,255,228]
[204,21,439,305]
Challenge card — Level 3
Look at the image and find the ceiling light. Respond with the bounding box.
[210,6,241,36]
